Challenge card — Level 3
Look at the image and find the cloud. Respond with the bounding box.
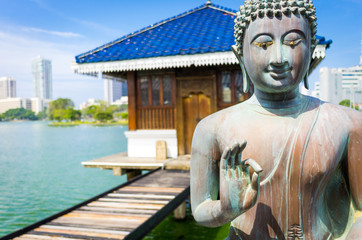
[22,27,82,38]
[0,29,102,106]
[30,0,118,35]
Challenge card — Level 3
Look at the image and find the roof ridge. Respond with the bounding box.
[76,3,237,59]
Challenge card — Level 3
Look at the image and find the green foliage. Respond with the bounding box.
[120,112,128,119]
[37,109,47,120]
[2,108,38,120]
[107,104,120,113]
[68,109,81,121]
[48,98,74,120]
[339,99,359,110]
[82,105,99,118]
[52,108,81,122]
[119,104,128,112]
[82,101,127,122]
[94,111,113,122]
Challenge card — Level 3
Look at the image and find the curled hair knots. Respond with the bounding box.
[234,0,318,55]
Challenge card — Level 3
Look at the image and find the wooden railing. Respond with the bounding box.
[137,107,175,129]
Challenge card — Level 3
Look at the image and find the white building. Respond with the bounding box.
[0,76,16,99]
[104,78,126,104]
[0,97,49,114]
[32,56,52,100]
[79,98,98,110]
[30,98,50,114]
[0,98,31,114]
[113,96,128,106]
[312,66,362,106]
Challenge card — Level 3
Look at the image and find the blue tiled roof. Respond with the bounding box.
[75,3,332,64]
[316,35,332,49]
[75,4,236,64]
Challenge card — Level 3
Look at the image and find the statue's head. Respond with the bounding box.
[232,0,317,93]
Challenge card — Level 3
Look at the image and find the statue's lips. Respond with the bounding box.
[265,67,292,79]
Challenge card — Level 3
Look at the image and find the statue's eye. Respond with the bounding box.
[283,38,303,47]
[253,41,273,48]
[283,31,305,47]
[252,35,273,48]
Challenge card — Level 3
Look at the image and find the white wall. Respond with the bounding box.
[125,130,178,158]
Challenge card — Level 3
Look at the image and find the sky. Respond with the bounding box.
[0,0,361,107]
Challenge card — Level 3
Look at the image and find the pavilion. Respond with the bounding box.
[72,1,332,159]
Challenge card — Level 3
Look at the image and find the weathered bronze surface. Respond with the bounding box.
[190,1,362,239]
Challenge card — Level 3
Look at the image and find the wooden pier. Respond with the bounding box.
[2,169,190,240]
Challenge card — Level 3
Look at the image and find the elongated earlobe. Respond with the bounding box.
[232,45,250,93]
[304,72,309,90]
[242,64,250,93]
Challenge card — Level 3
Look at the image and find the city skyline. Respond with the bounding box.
[0,76,16,99]
[0,0,361,106]
[32,56,52,100]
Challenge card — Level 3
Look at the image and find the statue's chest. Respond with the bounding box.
[222,114,347,189]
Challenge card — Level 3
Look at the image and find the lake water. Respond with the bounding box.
[0,121,228,239]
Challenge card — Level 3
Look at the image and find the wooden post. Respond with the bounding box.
[173,201,186,220]
[127,170,142,181]
[156,140,167,160]
[113,167,122,176]
[113,167,141,181]
[127,71,137,131]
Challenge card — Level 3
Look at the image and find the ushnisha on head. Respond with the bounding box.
[234,0,317,57]
[232,0,317,92]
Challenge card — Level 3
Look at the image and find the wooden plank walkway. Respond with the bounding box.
[2,169,190,240]
[81,152,190,174]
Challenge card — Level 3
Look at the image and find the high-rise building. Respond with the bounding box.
[32,56,52,100]
[0,76,16,99]
[0,98,31,114]
[104,78,126,104]
[312,66,362,106]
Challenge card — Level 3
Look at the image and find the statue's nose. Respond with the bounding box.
[270,42,287,66]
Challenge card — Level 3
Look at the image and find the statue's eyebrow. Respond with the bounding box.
[250,33,273,44]
[282,29,306,39]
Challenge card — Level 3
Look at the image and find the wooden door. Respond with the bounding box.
[183,93,211,154]
[176,76,217,156]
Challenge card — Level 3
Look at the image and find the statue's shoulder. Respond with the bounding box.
[196,102,249,133]
[202,101,248,121]
[311,96,362,128]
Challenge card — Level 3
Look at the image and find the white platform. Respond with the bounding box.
[124,130,178,158]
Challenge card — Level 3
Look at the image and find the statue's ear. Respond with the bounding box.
[232,45,241,63]
[232,45,249,93]
[308,45,317,75]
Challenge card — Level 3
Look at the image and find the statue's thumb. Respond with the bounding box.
[251,172,260,192]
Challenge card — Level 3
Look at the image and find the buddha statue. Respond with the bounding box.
[190,0,362,239]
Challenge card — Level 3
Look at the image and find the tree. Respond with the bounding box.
[120,112,128,119]
[2,108,38,120]
[52,109,68,122]
[66,108,81,121]
[37,109,47,120]
[94,111,113,122]
[82,105,99,119]
[339,99,359,110]
[119,104,128,112]
[48,98,74,120]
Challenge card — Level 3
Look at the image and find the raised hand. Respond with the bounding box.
[219,141,262,218]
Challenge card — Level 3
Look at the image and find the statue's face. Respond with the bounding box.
[243,14,311,94]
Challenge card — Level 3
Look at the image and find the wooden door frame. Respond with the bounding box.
[176,76,217,155]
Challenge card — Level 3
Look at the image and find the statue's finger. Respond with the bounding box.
[250,172,260,191]
[220,147,230,170]
[242,159,263,173]
[230,142,239,158]
[221,147,230,160]
[239,140,247,153]
[236,140,247,165]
